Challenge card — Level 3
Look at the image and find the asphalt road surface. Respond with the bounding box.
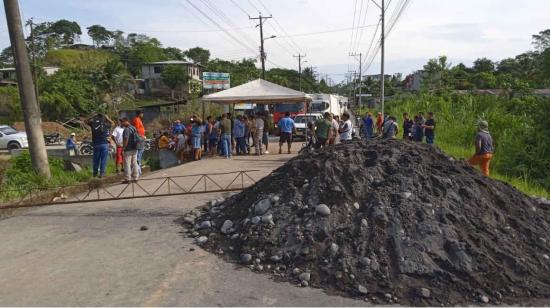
[0,142,363,306]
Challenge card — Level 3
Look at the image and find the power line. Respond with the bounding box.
[184,0,257,54]
[229,0,250,16]
[352,0,372,53]
[255,0,303,53]
[276,24,378,38]
[348,0,359,54]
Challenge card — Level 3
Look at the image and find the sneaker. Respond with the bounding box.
[122,179,131,184]
[264,151,269,154]
[278,149,282,154]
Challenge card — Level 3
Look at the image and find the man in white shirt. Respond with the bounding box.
[338,112,353,142]
[111,119,125,173]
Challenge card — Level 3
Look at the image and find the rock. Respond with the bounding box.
[480,295,489,303]
[270,255,282,262]
[357,284,368,294]
[183,216,196,225]
[261,213,274,224]
[301,280,309,287]
[240,253,253,263]
[270,195,280,203]
[220,220,233,234]
[330,243,339,255]
[419,288,431,298]
[542,254,549,260]
[361,219,368,228]
[199,221,212,229]
[251,216,261,224]
[402,192,412,199]
[353,202,360,210]
[254,199,272,215]
[315,204,331,216]
[298,272,311,282]
[139,226,148,231]
[385,293,392,300]
[64,161,83,172]
[196,236,208,244]
[292,268,301,275]
[230,233,239,240]
[256,265,264,271]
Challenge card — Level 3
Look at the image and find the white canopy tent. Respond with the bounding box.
[201,78,311,105]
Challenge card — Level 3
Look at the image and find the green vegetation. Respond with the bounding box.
[0,151,116,202]
[368,93,550,198]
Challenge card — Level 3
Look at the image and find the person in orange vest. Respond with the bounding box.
[132,110,146,174]
[468,120,493,176]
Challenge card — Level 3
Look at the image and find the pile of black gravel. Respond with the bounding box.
[183,139,550,306]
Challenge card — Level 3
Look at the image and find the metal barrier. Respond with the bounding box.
[0,170,260,209]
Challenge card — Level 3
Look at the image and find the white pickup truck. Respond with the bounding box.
[0,125,29,150]
[292,113,323,139]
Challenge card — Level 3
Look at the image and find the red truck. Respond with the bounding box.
[273,102,306,127]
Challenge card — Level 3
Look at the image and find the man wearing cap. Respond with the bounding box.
[468,120,494,176]
[66,132,78,156]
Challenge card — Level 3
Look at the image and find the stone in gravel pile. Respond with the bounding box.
[182,139,550,306]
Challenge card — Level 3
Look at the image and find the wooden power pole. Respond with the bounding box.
[4,0,50,178]
[249,13,272,79]
[293,53,306,91]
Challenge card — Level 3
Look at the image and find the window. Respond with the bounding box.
[153,66,162,74]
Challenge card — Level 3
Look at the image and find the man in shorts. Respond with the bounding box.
[277,112,295,154]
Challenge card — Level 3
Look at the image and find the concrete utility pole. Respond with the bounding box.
[380,0,385,118]
[349,52,362,109]
[249,13,272,79]
[27,17,39,98]
[4,0,51,178]
[293,54,306,91]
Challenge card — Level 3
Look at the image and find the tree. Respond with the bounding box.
[87,25,113,47]
[473,57,495,73]
[161,65,189,99]
[48,19,82,45]
[126,39,167,76]
[96,59,133,112]
[164,47,185,60]
[184,47,210,65]
[532,29,550,52]
[0,47,14,67]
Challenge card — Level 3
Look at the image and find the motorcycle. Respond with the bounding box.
[79,140,116,156]
[44,132,62,145]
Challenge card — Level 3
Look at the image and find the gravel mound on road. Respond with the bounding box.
[184,139,550,305]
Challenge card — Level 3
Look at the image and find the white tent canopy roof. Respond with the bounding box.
[201,78,311,104]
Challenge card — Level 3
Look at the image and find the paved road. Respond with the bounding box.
[0,142,363,306]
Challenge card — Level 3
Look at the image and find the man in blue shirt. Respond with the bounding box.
[172,120,185,135]
[277,112,295,154]
[232,115,247,155]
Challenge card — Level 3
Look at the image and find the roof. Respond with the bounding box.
[144,60,203,67]
[201,79,311,105]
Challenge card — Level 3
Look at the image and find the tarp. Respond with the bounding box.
[201,78,311,104]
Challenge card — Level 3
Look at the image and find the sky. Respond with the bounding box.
[0,0,549,82]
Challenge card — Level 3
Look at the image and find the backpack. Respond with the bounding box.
[90,116,108,138]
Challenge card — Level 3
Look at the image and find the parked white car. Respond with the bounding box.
[0,125,29,150]
[292,113,323,139]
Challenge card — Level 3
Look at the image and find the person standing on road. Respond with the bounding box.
[314,112,332,149]
[121,117,139,183]
[402,112,414,141]
[363,112,374,139]
[220,113,232,159]
[132,110,146,174]
[277,112,295,154]
[338,112,353,142]
[329,114,339,145]
[263,112,273,154]
[254,112,265,155]
[191,118,203,161]
[376,112,383,135]
[382,115,399,139]
[468,120,494,176]
[111,119,125,173]
[423,112,436,144]
[233,115,247,155]
[86,113,114,178]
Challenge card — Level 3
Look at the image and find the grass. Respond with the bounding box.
[0,151,117,202]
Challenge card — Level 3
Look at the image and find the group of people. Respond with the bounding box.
[359,111,436,143]
[156,111,275,161]
[83,110,146,183]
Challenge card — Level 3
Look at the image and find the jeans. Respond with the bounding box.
[221,134,232,158]
[425,135,435,144]
[254,129,263,154]
[123,150,139,181]
[366,127,374,139]
[136,148,144,175]
[92,143,109,177]
[236,137,246,154]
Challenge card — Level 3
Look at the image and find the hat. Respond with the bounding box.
[478,120,489,131]
[377,112,382,115]
[70,132,76,136]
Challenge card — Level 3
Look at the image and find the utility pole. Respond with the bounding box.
[380,0,385,118]
[4,0,51,178]
[249,13,272,79]
[27,17,39,98]
[349,52,362,110]
[293,53,306,91]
